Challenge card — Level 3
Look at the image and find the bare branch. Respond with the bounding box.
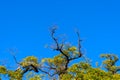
[8,48,20,64]
[69,31,82,61]
[50,27,69,60]
[76,31,82,57]
[49,27,83,76]
[39,68,57,77]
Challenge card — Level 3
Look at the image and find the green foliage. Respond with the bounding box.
[40,53,120,80]
[61,64,120,80]
[8,70,22,80]
[29,75,41,80]
[0,66,7,74]
[100,54,120,74]
[20,56,39,67]
[1,29,120,80]
[1,51,120,80]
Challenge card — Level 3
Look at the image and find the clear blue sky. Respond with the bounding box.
[0,0,120,68]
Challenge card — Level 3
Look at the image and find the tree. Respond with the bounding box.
[39,27,82,79]
[100,54,120,74]
[0,27,120,80]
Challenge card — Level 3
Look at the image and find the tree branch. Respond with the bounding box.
[69,31,82,61]
[51,28,69,66]
[9,49,20,64]
[76,31,82,57]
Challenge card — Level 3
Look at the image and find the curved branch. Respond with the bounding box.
[51,28,69,61]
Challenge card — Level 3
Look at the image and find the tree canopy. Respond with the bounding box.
[0,28,120,80]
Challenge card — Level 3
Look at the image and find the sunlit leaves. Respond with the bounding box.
[0,66,7,74]
[29,75,41,80]
[8,70,22,80]
[1,54,120,80]
[68,46,77,51]
[20,56,39,67]
[23,56,38,63]
[101,54,120,74]
[60,74,73,80]
[4,28,120,80]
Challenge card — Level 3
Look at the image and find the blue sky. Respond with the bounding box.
[0,0,120,68]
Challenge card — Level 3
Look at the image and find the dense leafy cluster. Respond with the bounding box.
[0,54,120,80]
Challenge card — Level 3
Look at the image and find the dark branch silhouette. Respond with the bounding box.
[22,64,39,75]
[50,27,83,75]
[10,27,83,78]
